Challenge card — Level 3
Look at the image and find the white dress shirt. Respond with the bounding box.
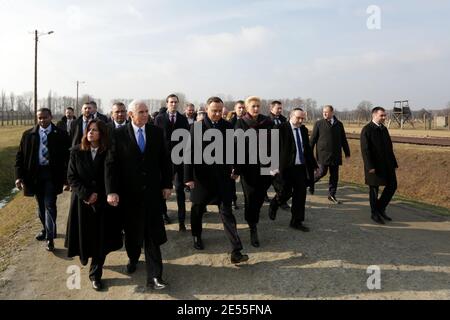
[66,118,73,133]
[90,147,98,160]
[290,122,304,165]
[114,120,125,128]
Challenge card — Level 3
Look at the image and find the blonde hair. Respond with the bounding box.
[245,96,261,107]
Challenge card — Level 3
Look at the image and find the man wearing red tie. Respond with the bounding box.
[154,94,190,231]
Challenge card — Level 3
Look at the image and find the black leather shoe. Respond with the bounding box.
[231,251,249,264]
[280,202,291,210]
[328,195,342,204]
[371,214,385,225]
[46,240,55,252]
[233,201,239,210]
[91,280,103,291]
[290,222,310,232]
[250,228,260,247]
[193,236,204,250]
[309,186,315,195]
[179,223,187,232]
[268,205,277,221]
[35,230,46,241]
[126,261,137,274]
[163,214,172,225]
[147,278,168,290]
[379,211,392,221]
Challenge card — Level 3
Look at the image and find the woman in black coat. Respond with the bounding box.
[234,96,273,248]
[65,119,122,291]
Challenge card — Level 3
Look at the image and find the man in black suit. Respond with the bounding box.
[109,102,128,129]
[310,105,350,204]
[154,94,190,231]
[229,100,245,128]
[360,107,398,224]
[90,100,109,123]
[56,107,76,135]
[184,103,196,126]
[106,100,172,290]
[268,108,318,231]
[70,102,94,147]
[15,108,70,251]
[267,100,290,209]
[268,100,287,126]
[184,97,249,264]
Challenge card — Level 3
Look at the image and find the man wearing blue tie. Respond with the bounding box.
[105,100,173,290]
[15,108,70,251]
[268,108,318,231]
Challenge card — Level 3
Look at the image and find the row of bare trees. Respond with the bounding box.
[2,88,449,127]
[0,90,103,126]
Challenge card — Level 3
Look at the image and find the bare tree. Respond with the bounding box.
[356,100,373,122]
[1,91,6,126]
[9,92,15,111]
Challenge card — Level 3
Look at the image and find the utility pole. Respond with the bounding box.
[33,30,54,124]
[34,30,38,124]
[76,81,85,116]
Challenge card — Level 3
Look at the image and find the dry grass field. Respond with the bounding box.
[339,140,450,210]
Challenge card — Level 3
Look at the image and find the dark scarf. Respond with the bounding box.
[242,113,272,129]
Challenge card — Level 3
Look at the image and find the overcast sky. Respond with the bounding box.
[1,0,449,111]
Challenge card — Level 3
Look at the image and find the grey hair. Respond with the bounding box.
[128,99,148,113]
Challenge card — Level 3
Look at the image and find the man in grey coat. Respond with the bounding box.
[310,105,350,204]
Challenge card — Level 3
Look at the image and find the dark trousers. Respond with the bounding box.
[314,164,339,196]
[271,165,307,224]
[241,174,272,228]
[89,255,106,281]
[125,231,163,279]
[35,166,57,240]
[369,176,397,215]
[230,181,238,203]
[162,164,186,223]
[191,203,243,253]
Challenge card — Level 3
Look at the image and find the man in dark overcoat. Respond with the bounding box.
[184,97,248,264]
[360,106,398,224]
[15,108,70,251]
[105,100,173,290]
[310,105,350,203]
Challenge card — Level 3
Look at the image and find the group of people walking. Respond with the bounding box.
[14,94,398,291]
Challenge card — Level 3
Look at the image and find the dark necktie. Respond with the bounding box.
[294,128,305,164]
[170,114,175,125]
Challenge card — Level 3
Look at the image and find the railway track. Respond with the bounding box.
[346,133,450,147]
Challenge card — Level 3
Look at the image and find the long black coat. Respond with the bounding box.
[70,116,86,147]
[154,111,190,152]
[360,122,398,186]
[310,117,350,166]
[268,112,287,126]
[105,123,172,246]
[233,114,274,177]
[65,146,123,262]
[278,122,318,188]
[15,124,70,197]
[184,118,234,205]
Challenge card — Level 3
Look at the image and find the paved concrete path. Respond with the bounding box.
[1,183,449,300]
